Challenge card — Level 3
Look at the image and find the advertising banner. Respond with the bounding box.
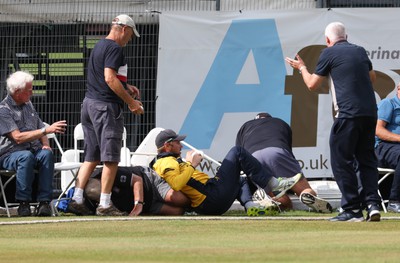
[157,8,400,178]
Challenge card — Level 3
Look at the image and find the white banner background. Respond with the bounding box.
[156,8,400,178]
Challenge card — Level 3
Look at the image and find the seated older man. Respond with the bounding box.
[0,71,67,216]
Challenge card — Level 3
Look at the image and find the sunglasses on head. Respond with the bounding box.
[164,136,178,144]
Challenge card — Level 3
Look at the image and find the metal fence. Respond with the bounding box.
[1,0,399,157]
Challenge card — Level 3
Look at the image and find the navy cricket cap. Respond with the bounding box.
[155,129,186,149]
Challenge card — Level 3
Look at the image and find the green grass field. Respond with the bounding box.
[1,211,400,262]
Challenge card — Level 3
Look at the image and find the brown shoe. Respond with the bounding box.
[68,200,93,216]
[96,204,128,216]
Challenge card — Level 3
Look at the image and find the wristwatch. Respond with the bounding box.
[41,127,47,135]
[134,201,144,206]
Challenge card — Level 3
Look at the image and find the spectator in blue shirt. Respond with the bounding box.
[375,82,400,213]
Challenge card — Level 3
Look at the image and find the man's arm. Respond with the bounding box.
[376,119,400,142]
[285,54,325,91]
[8,120,67,146]
[129,174,144,216]
[9,128,48,145]
[154,158,195,191]
[104,68,143,114]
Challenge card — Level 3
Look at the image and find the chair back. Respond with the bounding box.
[44,122,65,155]
[130,127,163,166]
[73,123,84,162]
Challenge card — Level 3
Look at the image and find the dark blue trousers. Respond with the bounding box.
[375,141,400,201]
[330,117,381,211]
[189,146,271,215]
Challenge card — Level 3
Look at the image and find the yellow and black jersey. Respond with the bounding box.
[153,154,208,207]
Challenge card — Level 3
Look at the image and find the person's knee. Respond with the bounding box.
[16,151,35,168]
[165,190,190,207]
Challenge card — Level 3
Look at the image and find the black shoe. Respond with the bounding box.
[366,204,381,222]
[37,201,52,217]
[17,201,32,217]
[329,210,364,222]
[68,200,93,216]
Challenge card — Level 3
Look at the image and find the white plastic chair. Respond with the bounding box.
[377,167,395,213]
[119,127,130,166]
[73,123,85,163]
[45,123,82,211]
[130,127,163,166]
[119,146,131,166]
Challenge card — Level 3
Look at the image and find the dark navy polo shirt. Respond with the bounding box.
[314,40,377,119]
[86,39,127,105]
[236,117,292,154]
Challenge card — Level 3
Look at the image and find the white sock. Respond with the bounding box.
[99,193,112,208]
[72,188,84,204]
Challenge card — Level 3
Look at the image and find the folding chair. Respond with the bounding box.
[377,167,395,213]
[0,169,17,217]
[73,123,85,162]
[44,123,82,213]
[119,127,130,166]
[130,127,163,166]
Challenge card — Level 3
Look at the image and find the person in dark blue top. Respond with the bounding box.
[286,22,381,222]
[236,113,332,213]
[68,14,144,217]
[375,82,400,213]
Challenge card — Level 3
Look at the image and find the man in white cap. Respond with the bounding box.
[68,14,143,216]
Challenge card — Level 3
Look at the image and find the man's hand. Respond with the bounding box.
[128,100,144,115]
[127,84,140,100]
[47,120,67,134]
[129,203,143,216]
[285,54,306,71]
[185,150,203,168]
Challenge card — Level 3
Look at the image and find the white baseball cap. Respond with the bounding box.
[112,14,140,38]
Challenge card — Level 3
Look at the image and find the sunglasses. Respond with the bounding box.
[164,136,178,144]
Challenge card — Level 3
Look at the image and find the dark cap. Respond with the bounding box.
[255,112,272,119]
[155,129,186,148]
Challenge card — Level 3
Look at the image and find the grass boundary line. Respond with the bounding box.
[1,216,400,225]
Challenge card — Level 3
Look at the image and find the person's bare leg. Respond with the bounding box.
[100,161,118,194]
[68,161,99,215]
[271,193,293,210]
[96,162,127,216]
[290,177,317,196]
[75,161,99,189]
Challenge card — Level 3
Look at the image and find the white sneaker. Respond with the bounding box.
[249,188,280,216]
[300,192,333,213]
[252,188,280,207]
[273,173,302,199]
